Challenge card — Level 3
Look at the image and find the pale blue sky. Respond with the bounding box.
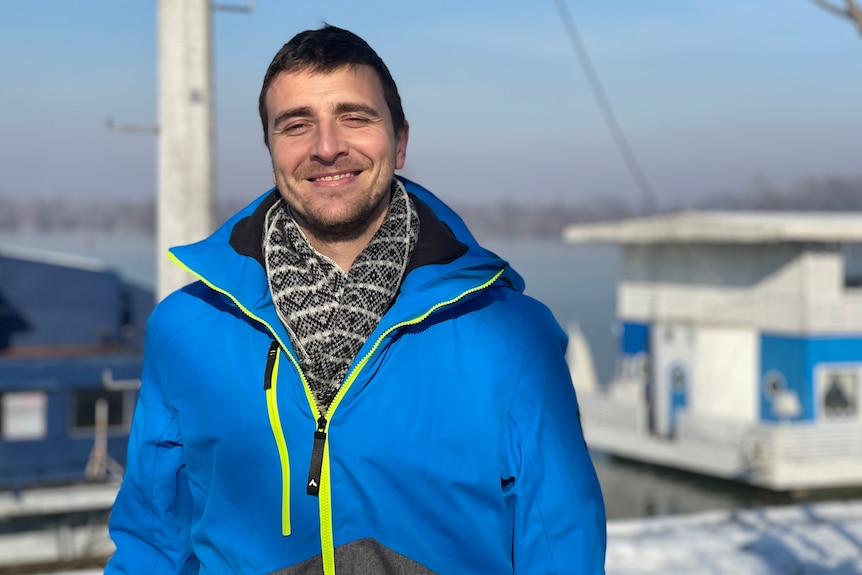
[1,1,860,208]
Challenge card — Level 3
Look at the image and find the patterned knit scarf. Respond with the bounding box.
[263,181,419,414]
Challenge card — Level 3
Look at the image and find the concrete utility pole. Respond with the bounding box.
[109,2,252,299]
[157,0,215,300]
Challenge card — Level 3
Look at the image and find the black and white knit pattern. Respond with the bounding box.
[263,181,419,414]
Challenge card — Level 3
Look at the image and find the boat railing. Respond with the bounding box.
[808,297,862,331]
[744,421,862,466]
[673,411,862,463]
[619,285,862,332]
[675,411,752,447]
[578,391,647,435]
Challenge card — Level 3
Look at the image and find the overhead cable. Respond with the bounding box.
[553,0,663,215]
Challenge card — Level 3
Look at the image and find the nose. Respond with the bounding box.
[311,120,348,164]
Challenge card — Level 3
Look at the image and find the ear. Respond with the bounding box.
[394,121,409,170]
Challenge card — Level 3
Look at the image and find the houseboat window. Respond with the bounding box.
[821,370,858,419]
[0,391,48,441]
[621,353,649,382]
[845,243,862,288]
[671,366,687,391]
[71,389,127,430]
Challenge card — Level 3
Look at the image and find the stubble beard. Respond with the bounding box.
[282,154,398,244]
[283,179,394,244]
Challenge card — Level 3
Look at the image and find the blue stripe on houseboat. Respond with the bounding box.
[621,321,650,356]
[760,333,862,423]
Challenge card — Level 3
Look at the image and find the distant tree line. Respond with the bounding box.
[0,197,155,234]
[455,173,862,240]
[694,175,862,212]
[1,173,860,240]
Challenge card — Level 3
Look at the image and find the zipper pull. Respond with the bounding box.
[263,341,279,390]
[306,415,327,496]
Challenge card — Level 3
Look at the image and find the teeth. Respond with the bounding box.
[315,173,352,182]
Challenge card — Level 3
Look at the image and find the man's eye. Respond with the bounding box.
[280,122,309,134]
[343,116,369,126]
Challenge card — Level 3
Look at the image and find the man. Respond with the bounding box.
[106,25,606,574]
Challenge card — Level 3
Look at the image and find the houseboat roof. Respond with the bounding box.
[0,243,108,272]
[0,245,153,350]
[562,211,862,245]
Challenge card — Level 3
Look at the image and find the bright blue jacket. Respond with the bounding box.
[106,178,606,574]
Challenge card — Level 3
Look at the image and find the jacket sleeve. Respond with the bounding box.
[503,314,607,574]
[105,324,199,574]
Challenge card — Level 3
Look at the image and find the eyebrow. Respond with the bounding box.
[333,102,382,119]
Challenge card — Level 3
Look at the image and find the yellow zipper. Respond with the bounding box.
[264,345,291,535]
[168,252,308,538]
[314,266,506,575]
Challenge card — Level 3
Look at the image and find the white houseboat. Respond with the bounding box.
[563,211,862,492]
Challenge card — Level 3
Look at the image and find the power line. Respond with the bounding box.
[553,0,662,214]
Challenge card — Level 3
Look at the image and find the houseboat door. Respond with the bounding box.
[668,363,689,436]
[651,323,695,437]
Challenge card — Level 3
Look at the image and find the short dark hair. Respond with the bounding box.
[258,25,405,148]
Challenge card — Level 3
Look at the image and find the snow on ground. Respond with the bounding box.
[41,501,862,575]
[607,501,862,575]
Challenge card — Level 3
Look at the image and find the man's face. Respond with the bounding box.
[265,65,408,243]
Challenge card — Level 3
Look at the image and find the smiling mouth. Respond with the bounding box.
[309,171,361,182]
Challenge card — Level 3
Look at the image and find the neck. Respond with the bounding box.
[301,207,388,272]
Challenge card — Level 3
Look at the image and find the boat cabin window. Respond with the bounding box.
[71,389,129,431]
[817,367,860,421]
[844,243,862,288]
[0,391,48,441]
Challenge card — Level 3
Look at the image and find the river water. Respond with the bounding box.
[3,230,860,520]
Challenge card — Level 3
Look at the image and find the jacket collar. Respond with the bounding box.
[226,183,469,275]
[169,177,524,344]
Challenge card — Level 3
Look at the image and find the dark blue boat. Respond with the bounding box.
[0,245,153,490]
